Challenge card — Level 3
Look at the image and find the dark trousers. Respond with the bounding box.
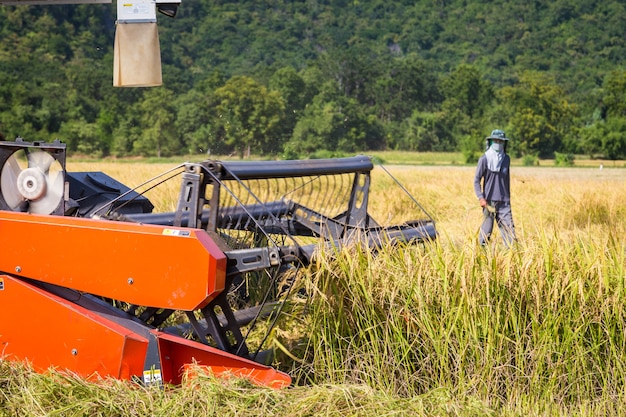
[479,201,516,247]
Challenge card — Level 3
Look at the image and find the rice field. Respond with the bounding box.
[1,158,625,416]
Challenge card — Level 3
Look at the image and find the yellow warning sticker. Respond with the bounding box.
[0,277,4,291]
[143,369,162,385]
[163,229,191,237]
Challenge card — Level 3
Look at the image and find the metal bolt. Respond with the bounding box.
[127,278,134,285]
[15,266,21,273]
[71,349,78,356]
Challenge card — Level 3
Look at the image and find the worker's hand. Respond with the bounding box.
[479,198,487,208]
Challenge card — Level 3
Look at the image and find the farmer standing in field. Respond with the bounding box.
[474,129,517,247]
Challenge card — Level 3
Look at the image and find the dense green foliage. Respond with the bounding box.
[1,0,626,159]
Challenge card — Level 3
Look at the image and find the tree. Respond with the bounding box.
[603,70,626,118]
[497,72,577,158]
[508,108,552,157]
[394,110,454,152]
[133,88,180,157]
[3,2,626,159]
[172,71,227,156]
[287,81,384,157]
[581,118,626,160]
[213,76,285,158]
[269,67,308,143]
[602,117,626,160]
[58,118,99,156]
[368,54,440,123]
[440,64,493,120]
[440,64,494,156]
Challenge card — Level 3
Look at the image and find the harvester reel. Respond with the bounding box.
[0,140,66,215]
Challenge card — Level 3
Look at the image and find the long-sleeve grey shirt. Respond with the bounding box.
[473,153,511,202]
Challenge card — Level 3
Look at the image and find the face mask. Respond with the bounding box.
[491,142,502,152]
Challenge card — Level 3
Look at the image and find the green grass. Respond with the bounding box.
[367,151,467,166]
[365,150,624,168]
[69,150,625,169]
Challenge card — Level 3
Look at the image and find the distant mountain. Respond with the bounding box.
[1,1,625,158]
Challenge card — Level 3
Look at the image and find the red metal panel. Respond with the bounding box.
[0,275,291,388]
[0,211,227,310]
[0,274,147,380]
[155,331,291,388]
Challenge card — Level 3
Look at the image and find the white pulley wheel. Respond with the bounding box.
[17,167,47,201]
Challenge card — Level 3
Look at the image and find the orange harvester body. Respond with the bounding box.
[0,211,226,311]
[0,211,291,388]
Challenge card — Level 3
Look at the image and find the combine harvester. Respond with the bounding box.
[0,0,436,388]
[0,139,436,387]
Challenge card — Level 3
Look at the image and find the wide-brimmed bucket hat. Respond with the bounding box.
[486,129,509,141]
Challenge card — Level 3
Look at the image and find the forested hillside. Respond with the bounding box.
[1,0,625,160]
